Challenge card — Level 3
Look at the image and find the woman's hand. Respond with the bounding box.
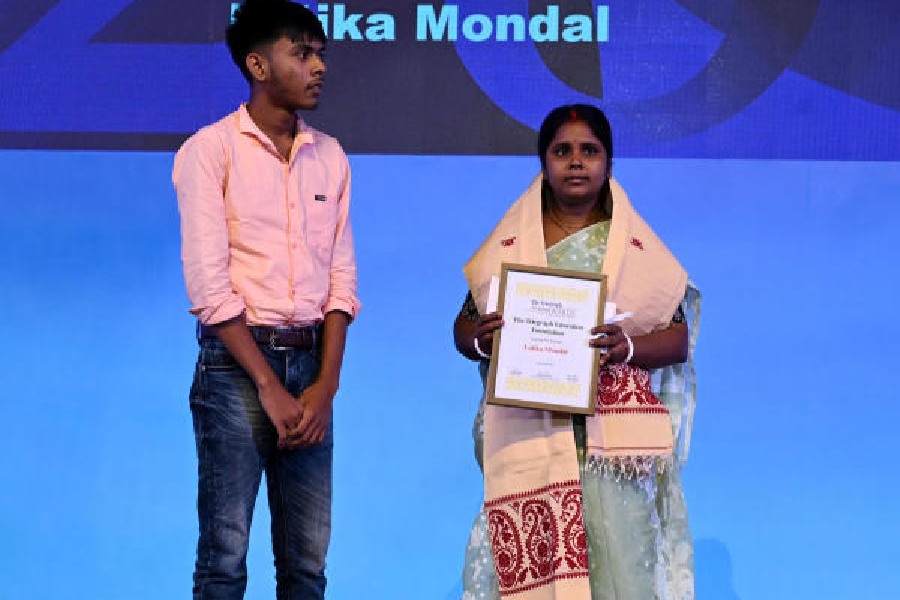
[472,312,504,358]
[590,322,689,369]
[454,309,504,361]
[590,323,630,367]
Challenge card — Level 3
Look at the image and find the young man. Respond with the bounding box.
[172,1,359,598]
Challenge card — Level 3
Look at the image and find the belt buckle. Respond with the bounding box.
[268,328,291,351]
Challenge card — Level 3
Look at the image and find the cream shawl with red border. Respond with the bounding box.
[463,176,688,599]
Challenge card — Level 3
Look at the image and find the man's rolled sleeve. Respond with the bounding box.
[173,132,246,325]
[324,164,361,320]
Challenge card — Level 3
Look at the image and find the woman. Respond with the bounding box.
[454,104,700,600]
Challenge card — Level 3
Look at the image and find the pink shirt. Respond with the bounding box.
[173,105,360,326]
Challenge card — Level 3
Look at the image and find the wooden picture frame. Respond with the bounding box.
[486,263,606,415]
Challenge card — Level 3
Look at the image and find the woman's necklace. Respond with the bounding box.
[546,202,598,236]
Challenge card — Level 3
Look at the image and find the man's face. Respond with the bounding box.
[262,36,327,111]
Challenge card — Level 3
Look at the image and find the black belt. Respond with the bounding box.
[198,323,319,350]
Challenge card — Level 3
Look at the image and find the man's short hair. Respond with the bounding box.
[226,0,327,82]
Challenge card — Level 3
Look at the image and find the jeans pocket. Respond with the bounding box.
[189,361,203,401]
[199,339,241,371]
[191,340,244,405]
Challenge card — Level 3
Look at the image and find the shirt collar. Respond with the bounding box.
[236,104,315,149]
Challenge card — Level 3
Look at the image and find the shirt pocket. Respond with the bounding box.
[304,191,340,263]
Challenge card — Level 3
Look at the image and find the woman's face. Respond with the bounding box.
[543,120,609,206]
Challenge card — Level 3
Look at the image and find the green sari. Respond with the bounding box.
[462,222,700,600]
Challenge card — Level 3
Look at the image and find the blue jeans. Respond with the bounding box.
[190,337,332,600]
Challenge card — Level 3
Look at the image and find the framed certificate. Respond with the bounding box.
[486,263,606,415]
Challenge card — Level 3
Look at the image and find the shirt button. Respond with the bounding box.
[290,203,296,209]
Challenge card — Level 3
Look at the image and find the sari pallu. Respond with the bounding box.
[462,176,698,600]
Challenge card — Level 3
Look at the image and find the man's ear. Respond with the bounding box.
[245,51,268,83]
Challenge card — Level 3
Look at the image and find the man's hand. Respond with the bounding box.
[281,309,349,449]
[283,380,335,448]
[257,381,305,446]
[210,316,307,446]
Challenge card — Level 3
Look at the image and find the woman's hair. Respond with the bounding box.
[226,0,327,83]
[537,104,613,173]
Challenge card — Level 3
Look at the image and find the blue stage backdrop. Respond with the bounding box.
[1,2,898,599]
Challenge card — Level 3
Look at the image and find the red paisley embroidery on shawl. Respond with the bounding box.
[598,363,663,409]
[599,364,627,405]
[487,509,523,589]
[485,481,589,595]
[522,499,558,579]
[561,489,588,570]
